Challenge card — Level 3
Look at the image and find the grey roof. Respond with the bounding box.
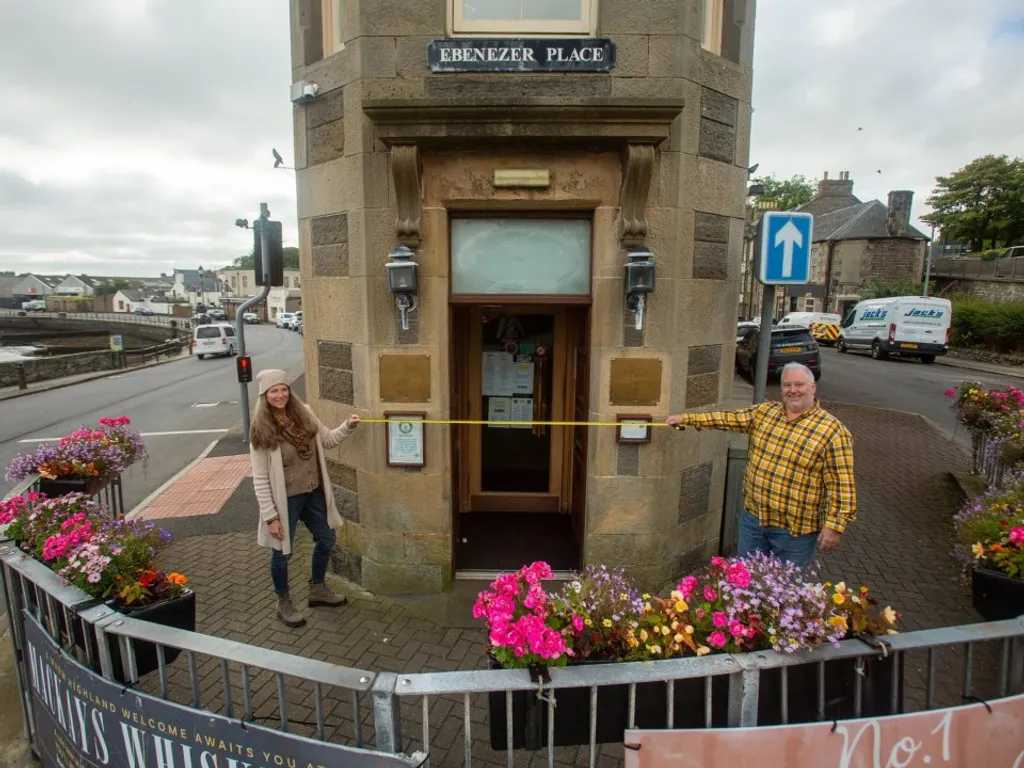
[119,289,147,301]
[813,200,928,242]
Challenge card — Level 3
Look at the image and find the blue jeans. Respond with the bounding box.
[270,486,337,594]
[737,511,819,571]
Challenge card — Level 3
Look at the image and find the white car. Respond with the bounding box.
[242,312,260,324]
[276,312,295,329]
[194,323,238,359]
[289,311,303,330]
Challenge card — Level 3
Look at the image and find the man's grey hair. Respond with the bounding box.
[781,362,815,382]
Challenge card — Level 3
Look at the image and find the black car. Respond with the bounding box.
[735,324,821,381]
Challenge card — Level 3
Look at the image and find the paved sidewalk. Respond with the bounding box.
[938,354,1024,380]
[122,398,1001,767]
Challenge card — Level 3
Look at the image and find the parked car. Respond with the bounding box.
[21,300,46,312]
[276,312,295,329]
[133,307,154,316]
[735,325,821,381]
[242,312,260,325]
[837,296,951,364]
[736,321,759,344]
[777,311,842,346]
[208,309,227,321]
[194,323,238,359]
[289,311,303,330]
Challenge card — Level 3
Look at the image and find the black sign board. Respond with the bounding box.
[427,38,615,73]
[22,613,421,768]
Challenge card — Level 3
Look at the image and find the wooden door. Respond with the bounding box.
[565,306,591,542]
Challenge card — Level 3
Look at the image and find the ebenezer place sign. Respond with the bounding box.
[427,39,615,73]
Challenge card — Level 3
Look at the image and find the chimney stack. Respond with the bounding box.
[886,190,913,237]
[817,170,854,198]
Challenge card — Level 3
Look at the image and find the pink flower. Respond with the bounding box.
[695,608,706,619]
[704,586,717,602]
[1010,527,1024,547]
[571,614,584,632]
[944,388,956,397]
[727,563,751,588]
[710,556,726,568]
[712,612,728,628]
[728,620,745,637]
[679,575,699,599]
[708,631,727,648]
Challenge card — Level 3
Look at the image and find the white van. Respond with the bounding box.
[837,296,951,363]
[194,323,238,360]
[777,312,843,346]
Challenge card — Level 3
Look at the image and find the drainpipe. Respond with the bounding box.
[822,240,837,312]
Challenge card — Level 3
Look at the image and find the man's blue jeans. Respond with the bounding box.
[737,510,819,571]
[270,486,336,594]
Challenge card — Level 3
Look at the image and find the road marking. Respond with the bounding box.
[191,402,220,408]
[18,428,229,443]
[126,439,220,520]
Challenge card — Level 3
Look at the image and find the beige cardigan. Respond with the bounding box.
[250,405,354,556]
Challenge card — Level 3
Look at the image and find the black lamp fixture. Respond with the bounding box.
[623,246,656,331]
[385,245,419,331]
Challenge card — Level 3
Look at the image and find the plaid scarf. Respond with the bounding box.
[274,411,315,461]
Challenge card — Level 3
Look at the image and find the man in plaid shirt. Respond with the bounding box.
[666,362,855,569]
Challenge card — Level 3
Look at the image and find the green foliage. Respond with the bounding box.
[923,155,1024,252]
[751,174,814,211]
[950,298,1024,353]
[225,246,299,271]
[857,278,922,299]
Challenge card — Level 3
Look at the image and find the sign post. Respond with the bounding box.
[752,211,813,403]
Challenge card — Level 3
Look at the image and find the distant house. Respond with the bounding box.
[54,274,109,296]
[10,274,62,300]
[778,172,929,317]
[113,289,147,313]
[170,269,225,309]
[0,273,20,309]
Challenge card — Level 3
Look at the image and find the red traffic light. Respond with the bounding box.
[236,356,253,383]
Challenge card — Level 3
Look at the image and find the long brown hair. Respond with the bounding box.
[249,388,319,450]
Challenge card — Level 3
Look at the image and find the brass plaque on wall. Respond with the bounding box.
[609,358,662,406]
[379,355,431,403]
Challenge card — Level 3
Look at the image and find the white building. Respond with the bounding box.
[218,267,301,319]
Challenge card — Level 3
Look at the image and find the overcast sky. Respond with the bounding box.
[1,0,1022,278]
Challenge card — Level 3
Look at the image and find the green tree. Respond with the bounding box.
[923,155,1024,252]
[224,246,299,271]
[95,278,132,296]
[751,174,814,211]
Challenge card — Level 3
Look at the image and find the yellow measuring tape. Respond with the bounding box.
[360,418,672,427]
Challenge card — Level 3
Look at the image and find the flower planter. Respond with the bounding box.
[38,475,110,498]
[73,589,196,684]
[488,651,902,750]
[971,565,1024,621]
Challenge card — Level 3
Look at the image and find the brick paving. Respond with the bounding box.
[133,454,252,520]
[138,401,1003,767]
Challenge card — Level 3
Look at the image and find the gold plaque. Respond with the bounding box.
[492,169,551,188]
[609,358,662,406]
[379,355,431,403]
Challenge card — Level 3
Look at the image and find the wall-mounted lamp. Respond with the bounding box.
[386,245,419,331]
[624,246,656,331]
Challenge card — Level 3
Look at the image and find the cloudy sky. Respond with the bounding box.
[1,0,1022,278]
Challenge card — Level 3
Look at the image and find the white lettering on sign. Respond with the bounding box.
[440,46,538,63]
[545,46,603,62]
[836,710,953,768]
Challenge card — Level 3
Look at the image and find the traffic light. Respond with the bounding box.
[236,356,253,383]
[252,219,285,287]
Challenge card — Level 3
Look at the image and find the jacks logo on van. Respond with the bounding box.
[904,308,944,318]
[861,309,888,320]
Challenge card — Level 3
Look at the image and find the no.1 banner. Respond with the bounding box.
[624,694,1024,767]
[22,612,421,768]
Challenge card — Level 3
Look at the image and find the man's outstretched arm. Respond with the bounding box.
[665,405,759,434]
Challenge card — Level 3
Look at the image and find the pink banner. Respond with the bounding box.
[624,695,1024,768]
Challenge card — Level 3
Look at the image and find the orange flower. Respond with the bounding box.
[167,573,188,586]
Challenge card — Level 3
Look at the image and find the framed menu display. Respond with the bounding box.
[617,414,652,444]
[385,412,425,468]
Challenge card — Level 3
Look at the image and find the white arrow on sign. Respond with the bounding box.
[774,219,804,278]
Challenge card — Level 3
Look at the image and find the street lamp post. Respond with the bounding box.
[197,266,205,311]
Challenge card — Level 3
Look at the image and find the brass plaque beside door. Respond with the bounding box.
[609,358,662,406]
[379,354,431,402]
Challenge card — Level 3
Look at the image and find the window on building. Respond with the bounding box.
[322,0,345,55]
[450,0,596,35]
[294,277,301,288]
[231,276,237,288]
[804,298,815,312]
[242,276,248,289]
[701,0,743,62]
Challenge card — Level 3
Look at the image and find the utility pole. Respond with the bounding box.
[234,202,283,441]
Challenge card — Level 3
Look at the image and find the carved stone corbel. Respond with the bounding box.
[391,144,422,248]
[619,144,656,248]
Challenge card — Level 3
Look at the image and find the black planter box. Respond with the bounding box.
[38,476,109,498]
[488,650,902,750]
[74,590,196,684]
[972,566,1024,621]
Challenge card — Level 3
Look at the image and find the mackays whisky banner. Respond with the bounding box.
[21,612,421,768]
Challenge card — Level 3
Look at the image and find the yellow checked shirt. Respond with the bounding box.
[677,401,856,536]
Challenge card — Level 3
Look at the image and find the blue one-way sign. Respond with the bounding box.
[758,211,814,285]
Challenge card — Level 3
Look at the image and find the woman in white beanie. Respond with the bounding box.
[249,368,359,627]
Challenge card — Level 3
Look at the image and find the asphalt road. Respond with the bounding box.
[0,323,304,508]
[734,347,1024,451]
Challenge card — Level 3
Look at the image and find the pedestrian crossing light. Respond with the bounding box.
[236,356,253,383]
[624,246,656,331]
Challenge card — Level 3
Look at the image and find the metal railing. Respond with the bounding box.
[0,308,187,328]
[7,473,126,521]
[930,256,1024,280]
[969,429,1017,488]
[3,483,1023,767]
